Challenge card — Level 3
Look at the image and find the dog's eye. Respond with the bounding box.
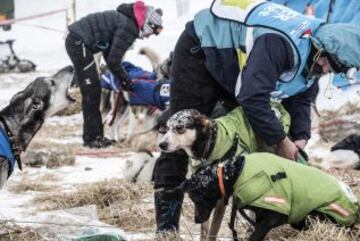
[158,126,168,134]
[174,125,185,134]
[32,100,42,110]
[32,103,41,110]
[49,79,55,86]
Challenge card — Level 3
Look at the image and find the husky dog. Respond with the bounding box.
[321,134,360,170]
[100,47,172,142]
[180,153,359,241]
[0,66,75,188]
[139,46,173,80]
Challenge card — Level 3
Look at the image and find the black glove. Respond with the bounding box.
[115,66,134,92]
[120,77,134,92]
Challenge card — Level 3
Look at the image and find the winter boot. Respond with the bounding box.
[154,188,184,235]
[83,136,116,148]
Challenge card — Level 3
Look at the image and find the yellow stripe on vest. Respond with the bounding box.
[222,0,254,9]
[237,48,248,70]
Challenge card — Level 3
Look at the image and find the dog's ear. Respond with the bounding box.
[9,90,32,115]
[193,114,213,134]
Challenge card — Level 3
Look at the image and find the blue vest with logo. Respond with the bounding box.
[272,0,360,90]
[210,0,324,99]
[0,128,15,178]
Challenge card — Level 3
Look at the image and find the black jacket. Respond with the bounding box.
[68,3,139,83]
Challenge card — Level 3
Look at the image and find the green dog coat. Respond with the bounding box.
[233,153,359,226]
[191,102,290,170]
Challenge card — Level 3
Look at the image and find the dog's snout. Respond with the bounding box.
[62,65,74,73]
[67,65,75,73]
[159,141,169,150]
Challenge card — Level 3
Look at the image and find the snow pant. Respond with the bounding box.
[152,29,237,233]
[65,32,103,143]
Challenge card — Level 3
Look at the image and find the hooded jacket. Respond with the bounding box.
[68,3,140,84]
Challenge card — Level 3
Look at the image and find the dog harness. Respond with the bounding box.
[233,153,359,226]
[0,127,16,178]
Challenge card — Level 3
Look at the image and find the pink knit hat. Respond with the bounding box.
[133,1,147,30]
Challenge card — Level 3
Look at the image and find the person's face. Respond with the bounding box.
[142,32,153,39]
[315,57,333,75]
[142,26,163,39]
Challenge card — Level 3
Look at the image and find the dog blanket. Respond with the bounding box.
[0,127,16,177]
[208,102,290,162]
[100,61,170,110]
[234,153,359,226]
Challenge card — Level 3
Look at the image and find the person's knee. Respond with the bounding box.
[152,150,189,189]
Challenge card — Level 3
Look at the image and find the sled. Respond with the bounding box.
[0,39,36,73]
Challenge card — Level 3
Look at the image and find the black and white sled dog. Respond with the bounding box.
[321,134,360,170]
[179,153,358,241]
[98,47,172,142]
[0,66,75,188]
[158,108,262,241]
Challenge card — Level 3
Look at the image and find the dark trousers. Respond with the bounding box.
[65,32,103,143]
[153,30,237,232]
[153,30,235,189]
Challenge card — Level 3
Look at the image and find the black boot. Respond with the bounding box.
[154,188,184,234]
[83,136,116,148]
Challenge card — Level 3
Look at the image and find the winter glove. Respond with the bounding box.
[119,76,134,92]
[114,65,134,92]
[100,70,134,92]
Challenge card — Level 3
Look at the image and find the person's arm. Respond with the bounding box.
[281,80,319,147]
[236,33,300,160]
[104,21,138,90]
[236,33,294,146]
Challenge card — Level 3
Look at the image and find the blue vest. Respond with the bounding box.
[0,128,16,178]
[270,0,318,14]
[273,0,360,90]
[210,0,324,99]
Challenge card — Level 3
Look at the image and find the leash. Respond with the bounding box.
[228,204,239,241]
[107,91,123,127]
[217,163,226,197]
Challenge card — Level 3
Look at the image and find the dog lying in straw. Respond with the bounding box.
[159,103,290,241]
[321,134,360,170]
[179,152,359,241]
[0,66,75,188]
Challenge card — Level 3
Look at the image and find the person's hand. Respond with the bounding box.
[294,139,307,149]
[120,79,134,92]
[276,137,298,160]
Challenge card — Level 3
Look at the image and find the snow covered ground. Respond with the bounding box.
[1,0,360,240]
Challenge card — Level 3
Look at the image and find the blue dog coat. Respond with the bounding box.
[0,127,16,178]
[100,61,170,110]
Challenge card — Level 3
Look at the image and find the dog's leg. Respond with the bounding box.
[126,107,137,140]
[114,106,130,142]
[200,219,210,241]
[249,210,286,241]
[207,199,226,241]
